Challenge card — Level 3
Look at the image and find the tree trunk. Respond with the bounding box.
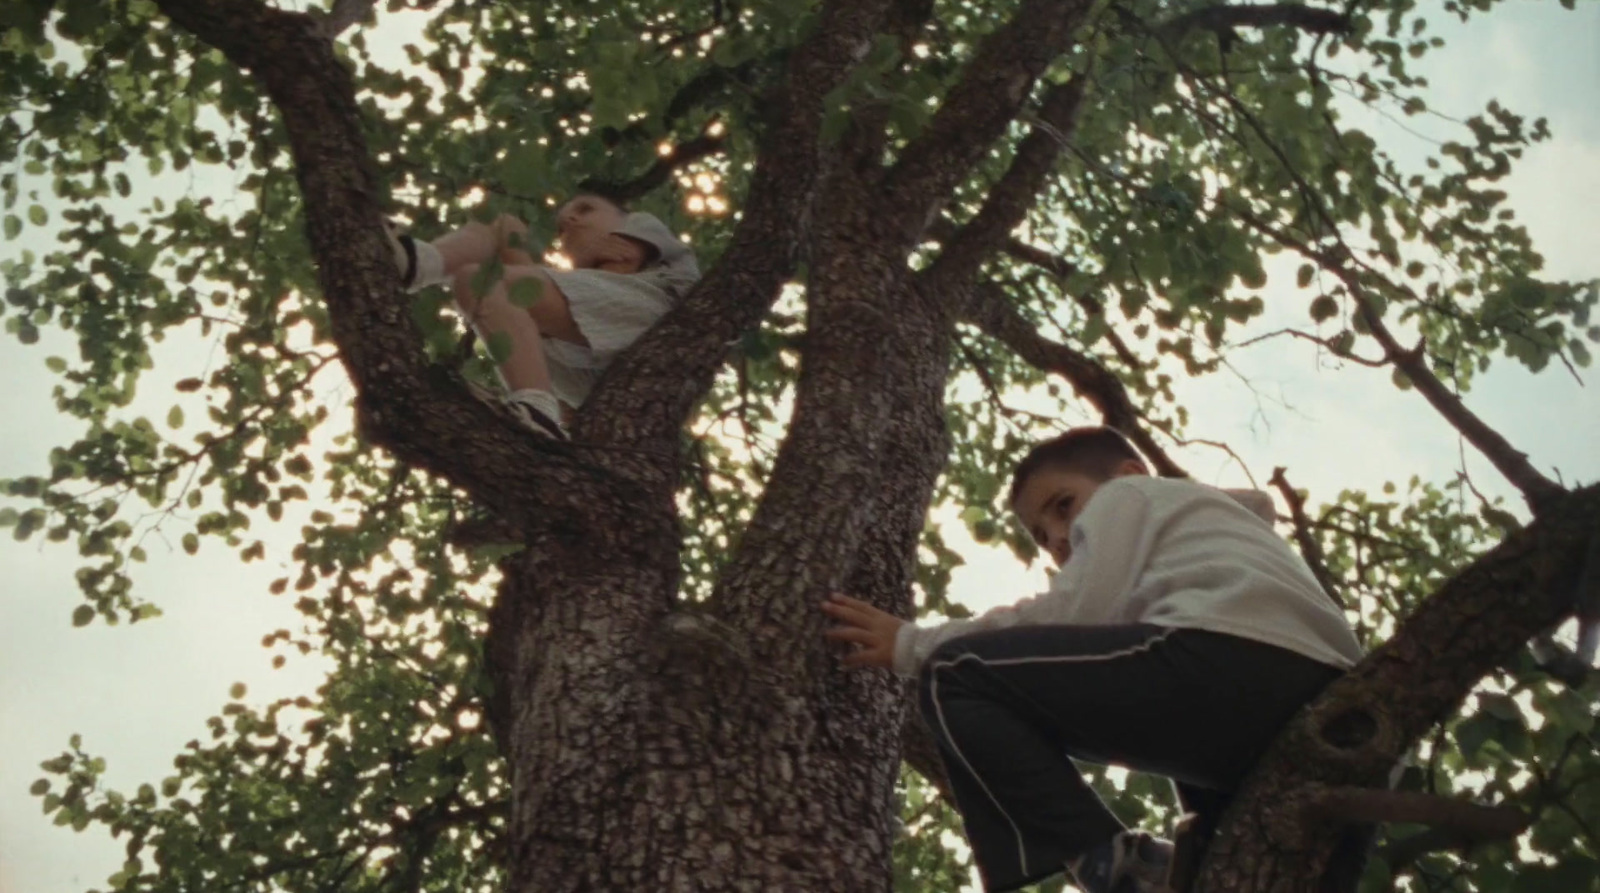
[147,2,1600,890]
[485,255,954,889]
[491,561,907,890]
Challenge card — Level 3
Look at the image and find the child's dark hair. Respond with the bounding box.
[1008,427,1149,506]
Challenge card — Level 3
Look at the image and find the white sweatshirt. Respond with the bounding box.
[892,476,1364,676]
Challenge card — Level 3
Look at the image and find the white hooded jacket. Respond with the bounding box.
[892,476,1364,676]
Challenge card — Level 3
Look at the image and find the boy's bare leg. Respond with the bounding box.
[454,264,589,353]
[451,265,555,392]
[431,214,536,276]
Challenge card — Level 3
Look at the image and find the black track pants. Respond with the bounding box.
[917,624,1344,892]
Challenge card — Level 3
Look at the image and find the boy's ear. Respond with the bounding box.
[1113,459,1150,478]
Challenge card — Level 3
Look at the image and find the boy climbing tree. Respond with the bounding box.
[11,0,1598,890]
[825,427,1364,892]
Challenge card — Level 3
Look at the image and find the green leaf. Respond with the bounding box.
[3,215,19,240]
[229,682,247,700]
[1569,339,1591,368]
[485,331,513,364]
[1310,295,1339,322]
[501,143,548,197]
[71,605,94,627]
[29,779,49,796]
[27,204,46,226]
[1454,712,1497,761]
[166,405,184,429]
[468,257,504,299]
[1296,264,1315,288]
[181,533,199,555]
[1478,692,1519,720]
[507,277,544,309]
[1513,856,1600,893]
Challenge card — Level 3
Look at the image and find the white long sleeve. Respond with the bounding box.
[891,477,1362,676]
[891,485,1154,675]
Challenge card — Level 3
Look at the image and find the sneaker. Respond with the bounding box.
[501,389,568,441]
[385,220,448,292]
[1073,831,1175,893]
[386,220,419,288]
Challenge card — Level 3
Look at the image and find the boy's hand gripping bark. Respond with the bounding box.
[821,594,906,670]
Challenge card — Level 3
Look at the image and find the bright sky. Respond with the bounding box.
[2,4,1598,892]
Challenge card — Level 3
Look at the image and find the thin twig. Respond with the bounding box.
[1269,467,1344,609]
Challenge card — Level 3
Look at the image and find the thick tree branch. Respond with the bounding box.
[962,282,1186,478]
[1354,296,1564,514]
[1197,486,1600,892]
[317,0,378,39]
[1269,467,1344,609]
[1306,787,1529,839]
[152,0,578,525]
[1160,3,1354,39]
[581,0,897,462]
[883,0,1094,227]
[579,131,727,203]
[920,77,1089,296]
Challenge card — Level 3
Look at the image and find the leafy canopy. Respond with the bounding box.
[1,0,1596,890]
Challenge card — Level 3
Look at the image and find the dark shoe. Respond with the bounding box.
[1075,831,1175,893]
[501,389,568,440]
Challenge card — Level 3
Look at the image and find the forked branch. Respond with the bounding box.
[581,0,900,457]
[1226,202,1565,513]
[883,0,1094,226]
[153,0,577,522]
[932,226,1143,370]
[921,76,1089,294]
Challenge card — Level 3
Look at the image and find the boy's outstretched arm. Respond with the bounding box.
[821,594,905,670]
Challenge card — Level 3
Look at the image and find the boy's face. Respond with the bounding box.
[1012,461,1147,567]
[555,195,629,268]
